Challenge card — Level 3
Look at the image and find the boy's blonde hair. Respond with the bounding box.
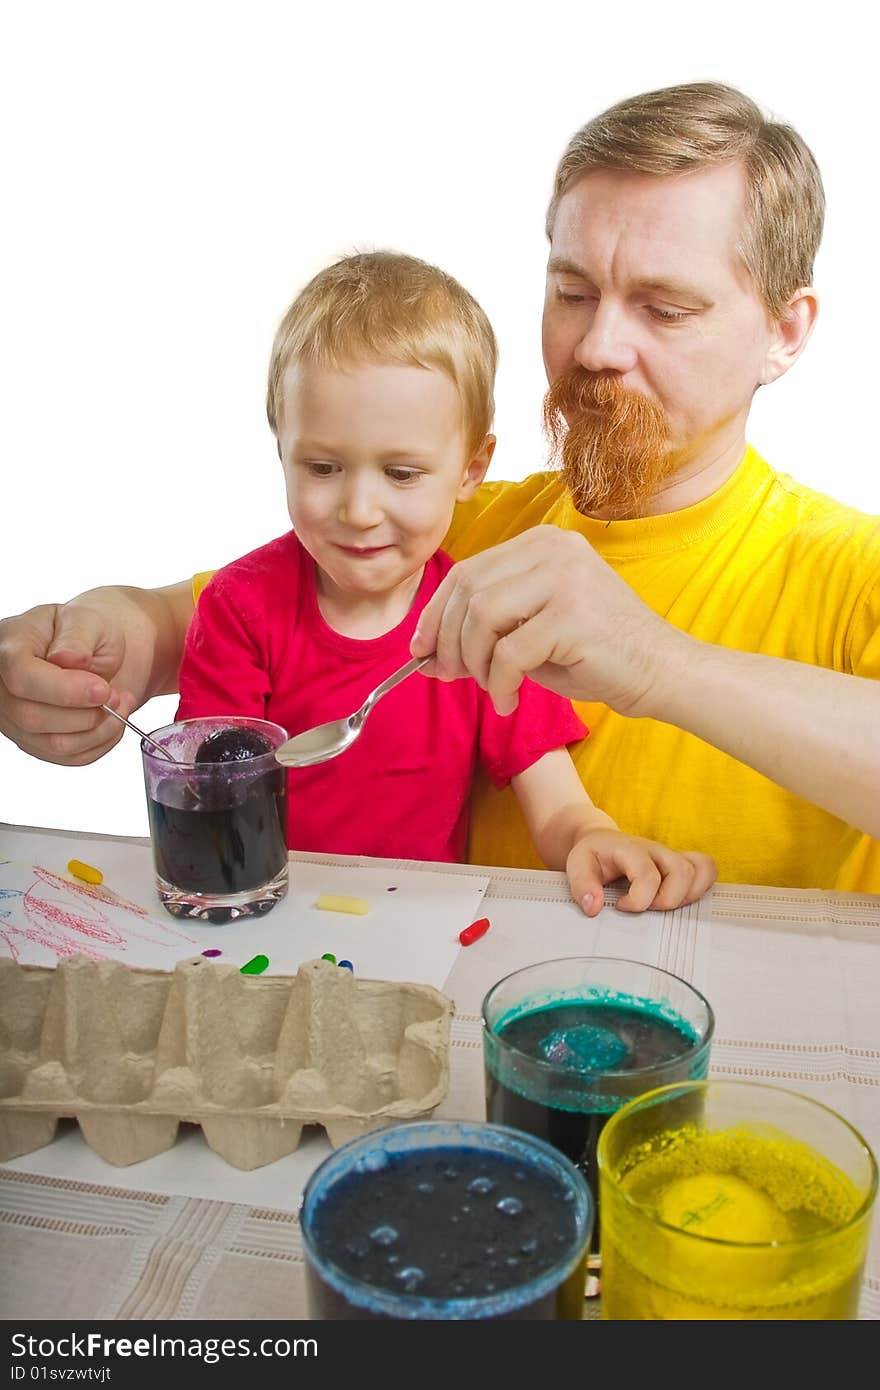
[266,251,497,454]
[546,82,825,321]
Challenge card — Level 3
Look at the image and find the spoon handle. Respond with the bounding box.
[358,654,432,722]
[102,704,176,762]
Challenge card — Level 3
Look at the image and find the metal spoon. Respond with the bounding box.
[101,703,178,762]
[274,654,432,769]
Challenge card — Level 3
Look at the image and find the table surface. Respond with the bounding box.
[1,830,879,1322]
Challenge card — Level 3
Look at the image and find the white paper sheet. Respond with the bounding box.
[0,826,489,991]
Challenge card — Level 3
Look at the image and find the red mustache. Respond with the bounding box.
[543,368,673,518]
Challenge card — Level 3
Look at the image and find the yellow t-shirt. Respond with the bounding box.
[441,446,880,894]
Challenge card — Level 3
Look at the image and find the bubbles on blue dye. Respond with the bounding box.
[496,1195,524,1216]
[369,1224,398,1247]
[538,1023,628,1071]
[320,1145,579,1305]
[358,1149,389,1173]
[467,1175,495,1195]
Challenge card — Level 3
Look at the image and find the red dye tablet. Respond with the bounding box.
[459,917,490,946]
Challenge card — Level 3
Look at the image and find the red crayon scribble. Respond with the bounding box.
[31,868,198,946]
[34,869,154,917]
[0,929,23,962]
[0,865,199,964]
[7,887,112,961]
[25,883,123,945]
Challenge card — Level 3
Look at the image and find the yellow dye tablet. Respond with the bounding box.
[656,1173,791,1243]
[315,893,371,915]
[67,859,104,885]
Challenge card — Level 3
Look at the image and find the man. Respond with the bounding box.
[3,82,879,891]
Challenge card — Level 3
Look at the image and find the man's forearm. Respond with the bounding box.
[649,632,880,838]
[141,580,196,697]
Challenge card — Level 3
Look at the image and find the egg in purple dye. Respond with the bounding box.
[194,728,274,764]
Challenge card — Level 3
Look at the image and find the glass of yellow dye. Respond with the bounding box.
[597,1080,877,1319]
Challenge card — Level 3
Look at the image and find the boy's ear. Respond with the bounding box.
[458,434,495,500]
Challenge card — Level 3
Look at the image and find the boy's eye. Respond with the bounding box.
[386,467,421,483]
[304,461,337,477]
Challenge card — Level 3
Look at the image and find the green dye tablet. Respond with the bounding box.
[240,954,269,975]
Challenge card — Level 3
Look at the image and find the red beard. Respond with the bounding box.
[543,368,676,519]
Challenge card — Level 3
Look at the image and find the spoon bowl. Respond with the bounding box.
[274,654,431,769]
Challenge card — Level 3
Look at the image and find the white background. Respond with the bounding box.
[2,0,877,837]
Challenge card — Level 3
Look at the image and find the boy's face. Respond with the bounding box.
[277,361,492,605]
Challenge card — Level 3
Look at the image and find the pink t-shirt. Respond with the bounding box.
[177,532,587,863]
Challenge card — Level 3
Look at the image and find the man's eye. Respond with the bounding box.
[556,289,587,304]
[648,306,691,323]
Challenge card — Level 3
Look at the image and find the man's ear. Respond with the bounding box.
[759,288,818,386]
[458,434,496,500]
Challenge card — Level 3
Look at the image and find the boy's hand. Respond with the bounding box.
[566,828,717,916]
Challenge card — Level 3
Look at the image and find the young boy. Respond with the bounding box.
[177,252,716,915]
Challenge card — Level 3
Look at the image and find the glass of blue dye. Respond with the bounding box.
[299,1120,593,1319]
[481,957,714,1277]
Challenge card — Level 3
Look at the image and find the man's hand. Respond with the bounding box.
[566,828,717,916]
[0,601,136,765]
[413,527,880,842]
[411,526,683,717]
[0,581,195,766]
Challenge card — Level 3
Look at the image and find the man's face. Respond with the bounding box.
[542,163,778,516]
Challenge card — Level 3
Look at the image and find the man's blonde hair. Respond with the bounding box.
[546,82,825,320]
[266,251,497,454]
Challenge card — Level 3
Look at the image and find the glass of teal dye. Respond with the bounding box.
[299,1120,593,1320]
[481,957,714,1280]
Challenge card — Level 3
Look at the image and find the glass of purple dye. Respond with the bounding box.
[299,1120,593,1320]
[141,715,289,923]
[482,957,714,1283]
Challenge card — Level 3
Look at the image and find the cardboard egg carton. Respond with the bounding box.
[0,954,454,1170]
